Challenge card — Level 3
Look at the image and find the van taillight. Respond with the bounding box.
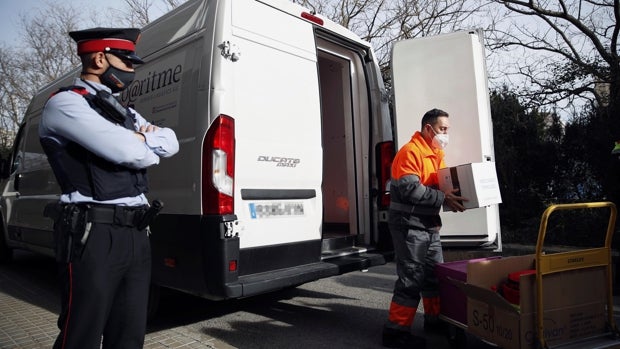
[301,12,324,26]
[376,141,395,209]
[203,115,235,215]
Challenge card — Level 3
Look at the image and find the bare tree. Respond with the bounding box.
[0,46,24,153]
[104,0,187,28]
[0,2,83,152]
[160,0,186,12]
[19,3,82,81]
[123,0,154,27]
[486,0,617,118]
[0,0,187,153]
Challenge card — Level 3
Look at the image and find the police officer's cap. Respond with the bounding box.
[69,27,144,64]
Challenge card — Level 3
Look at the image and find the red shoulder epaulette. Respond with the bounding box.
[49,85,90,98]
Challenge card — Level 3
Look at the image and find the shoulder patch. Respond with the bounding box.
[50,85,90,98]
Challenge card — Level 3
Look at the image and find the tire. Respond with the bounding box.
[0,234,14,264]
[146,283,161,321]
[0,220,13,264]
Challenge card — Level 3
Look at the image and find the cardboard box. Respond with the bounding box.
[438,162,502,210]
[450,255,607,349]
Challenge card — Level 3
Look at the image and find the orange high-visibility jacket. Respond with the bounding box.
[389,131,445,229]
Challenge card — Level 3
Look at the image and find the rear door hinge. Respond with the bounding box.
[219,41,241,62]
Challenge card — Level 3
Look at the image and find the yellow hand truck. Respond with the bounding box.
[534,202,619,349]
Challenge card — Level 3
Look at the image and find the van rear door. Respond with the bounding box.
[228,0,323,253]
[227,0,386,271]
[391,30,501,248]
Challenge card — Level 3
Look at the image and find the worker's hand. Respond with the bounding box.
[443,188,468,212]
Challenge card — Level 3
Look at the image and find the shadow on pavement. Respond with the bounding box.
[0,250,59,313]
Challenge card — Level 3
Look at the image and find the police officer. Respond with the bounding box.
[382,109,466,348]
[39,27,179,349]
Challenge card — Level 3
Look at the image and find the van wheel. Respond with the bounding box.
[0,235,13,264]
[0,213,13,264]
[146,284,161,321]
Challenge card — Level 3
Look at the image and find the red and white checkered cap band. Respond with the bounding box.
[77,38,136,55]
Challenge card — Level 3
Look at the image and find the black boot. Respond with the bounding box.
[382,327,427,348]
[423,315,449,334]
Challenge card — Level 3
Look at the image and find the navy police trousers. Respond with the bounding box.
[53,222,151,349]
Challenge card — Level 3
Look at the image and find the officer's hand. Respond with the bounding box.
[443,188,468,212]
[134,125,159,142]
[139,125,159,133]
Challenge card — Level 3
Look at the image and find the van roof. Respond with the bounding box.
[138,0,371,54]
[254,0,371,47]
[26,0,372,118]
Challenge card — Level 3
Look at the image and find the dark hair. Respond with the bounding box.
[420,108,449,130]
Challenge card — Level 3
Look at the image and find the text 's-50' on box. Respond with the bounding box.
[438,162,502,210]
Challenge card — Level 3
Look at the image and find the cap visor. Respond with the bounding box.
[110,51,144,64]
[126,53,145,64]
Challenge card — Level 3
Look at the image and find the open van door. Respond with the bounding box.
[390,30,501,249]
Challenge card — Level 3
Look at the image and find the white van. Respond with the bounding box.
[0,0,500,304]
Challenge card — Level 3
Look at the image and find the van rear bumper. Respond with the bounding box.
[222,252,387,298]
[151,214,388,300]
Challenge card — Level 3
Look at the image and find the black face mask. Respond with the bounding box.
[100,55,135,93]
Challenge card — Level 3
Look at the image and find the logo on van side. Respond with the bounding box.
[119,64,183,104]
[257,156,300,168]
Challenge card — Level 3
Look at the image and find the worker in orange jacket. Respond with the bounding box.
[382,108,466,348]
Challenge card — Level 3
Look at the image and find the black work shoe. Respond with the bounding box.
[382,327,427,348]
[423,317,449,334]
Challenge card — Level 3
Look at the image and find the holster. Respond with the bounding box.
[43,202,63,221]
[43,200,164,263]
[44,203,88,263]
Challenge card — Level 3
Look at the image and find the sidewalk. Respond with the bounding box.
[0,251,235,349]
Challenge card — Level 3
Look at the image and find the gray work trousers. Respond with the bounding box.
[389,224,443,309]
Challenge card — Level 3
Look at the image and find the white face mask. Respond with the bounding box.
[428,125,449,149]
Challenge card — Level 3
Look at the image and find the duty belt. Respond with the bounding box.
[44,203,147,228]
[85,204,148,227]
[45,200,164,231]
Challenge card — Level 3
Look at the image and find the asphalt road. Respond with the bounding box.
[147,262,496,349]
[0,249,500,349]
